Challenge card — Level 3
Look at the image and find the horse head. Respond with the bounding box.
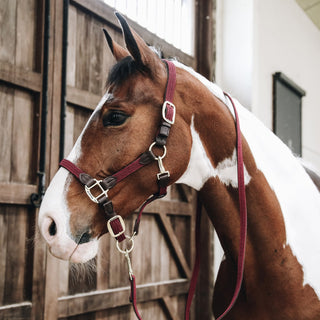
[38,13,193,263]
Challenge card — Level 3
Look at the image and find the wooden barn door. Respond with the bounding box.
[0,0,215,319]
[0,0,47,318]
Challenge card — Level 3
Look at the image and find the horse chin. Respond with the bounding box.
[48,237,99,263]
[68,240,99,263]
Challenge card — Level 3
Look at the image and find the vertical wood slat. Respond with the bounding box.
[89,17,104,95]
[67,5,77,88]
[15,0,36,70]
[43,0,64,319]
[12,90,34,183]
[0,206,28,305]
[0,210,8,304]
[158,213,192,279]
[0,1,46,319]
[0,0,17,65]
[195,1,215,318]
[75,10,91,92]
[0,85,14,182]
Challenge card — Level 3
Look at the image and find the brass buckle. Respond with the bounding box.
[107,215,126,238]
[85,179,109,204]
[162,101,176,125]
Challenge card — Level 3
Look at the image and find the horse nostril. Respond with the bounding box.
[49,220,57,236]
[78,232,91,244]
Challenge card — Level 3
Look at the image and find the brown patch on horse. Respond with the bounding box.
[198,134,320,318]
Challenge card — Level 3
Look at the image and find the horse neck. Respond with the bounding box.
[175,65,320,310]
[175,66,288,279]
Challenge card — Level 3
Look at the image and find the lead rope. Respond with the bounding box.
[114,230,142,320]
[215,93,248,319]
[114,194,163,320]
[119,92,247,320]
[185,92,247,320]
[185,194,202,319]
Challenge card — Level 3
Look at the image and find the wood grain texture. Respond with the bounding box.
[58,279,189,317]
[0,0,211,318]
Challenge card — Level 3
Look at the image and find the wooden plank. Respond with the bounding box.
[97,231,111,289]
[3,206,27,304]
[58,278,189,317]
[67,85,101,110]
[67,5,77,87]
[43,0,64,319]
[161,296,180,320]
[0,0,17,65]
[195,0,215,80]
[0,302,32,319]
[0,183,37,205]
[158,213,192,278]
[0,85,13,183]
[12,89,34,183]
[195,209,214,320]
[31,208,47,320]
[63,106,75,158]
[139,199,193,217]
[0,209,8,304]
[15,0,36,70]
[75,9,90,92]
[194,2,215,318]
[59,260,70,296]
[89,18,104,95]
[0,62,42,92]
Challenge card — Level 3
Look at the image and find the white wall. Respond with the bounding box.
[216,0,320,171]
[215,0,320,282]
[216,0,253,108]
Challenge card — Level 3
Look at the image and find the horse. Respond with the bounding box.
[38,12,320,319]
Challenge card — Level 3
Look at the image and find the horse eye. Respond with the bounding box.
[103,111,129,127]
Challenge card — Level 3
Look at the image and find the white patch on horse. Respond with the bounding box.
[230,100,320,298]
[38,92,111,262]
[67,91,111,162]
[176,116,251,190]
[174,61,320,298]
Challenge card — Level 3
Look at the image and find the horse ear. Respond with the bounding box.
[103,28,129,61]
[115,12,161,68]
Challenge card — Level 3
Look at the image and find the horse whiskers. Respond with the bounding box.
[68,232,87,262]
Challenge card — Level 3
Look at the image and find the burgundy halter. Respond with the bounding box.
[59,60,247,320]
[60,60,176,243]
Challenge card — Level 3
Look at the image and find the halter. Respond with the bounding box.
[60,60,176,242]
[59,60,247,320]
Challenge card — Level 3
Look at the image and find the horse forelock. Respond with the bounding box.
[106,56,151,88]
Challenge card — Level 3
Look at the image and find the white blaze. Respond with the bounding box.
[38,92,110,262]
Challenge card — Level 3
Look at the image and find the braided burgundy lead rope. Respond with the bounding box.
[184,93,247,320]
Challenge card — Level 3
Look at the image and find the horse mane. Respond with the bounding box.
[106,46,164,88]
[107,56,151,87]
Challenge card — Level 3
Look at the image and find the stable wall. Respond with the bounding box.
[216,0,320,171]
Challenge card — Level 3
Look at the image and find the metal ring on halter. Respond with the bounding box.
[116,235,135,254]
[149,142,167,160]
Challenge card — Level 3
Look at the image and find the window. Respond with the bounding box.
[103,0,195,55]
[273,72,306,156]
